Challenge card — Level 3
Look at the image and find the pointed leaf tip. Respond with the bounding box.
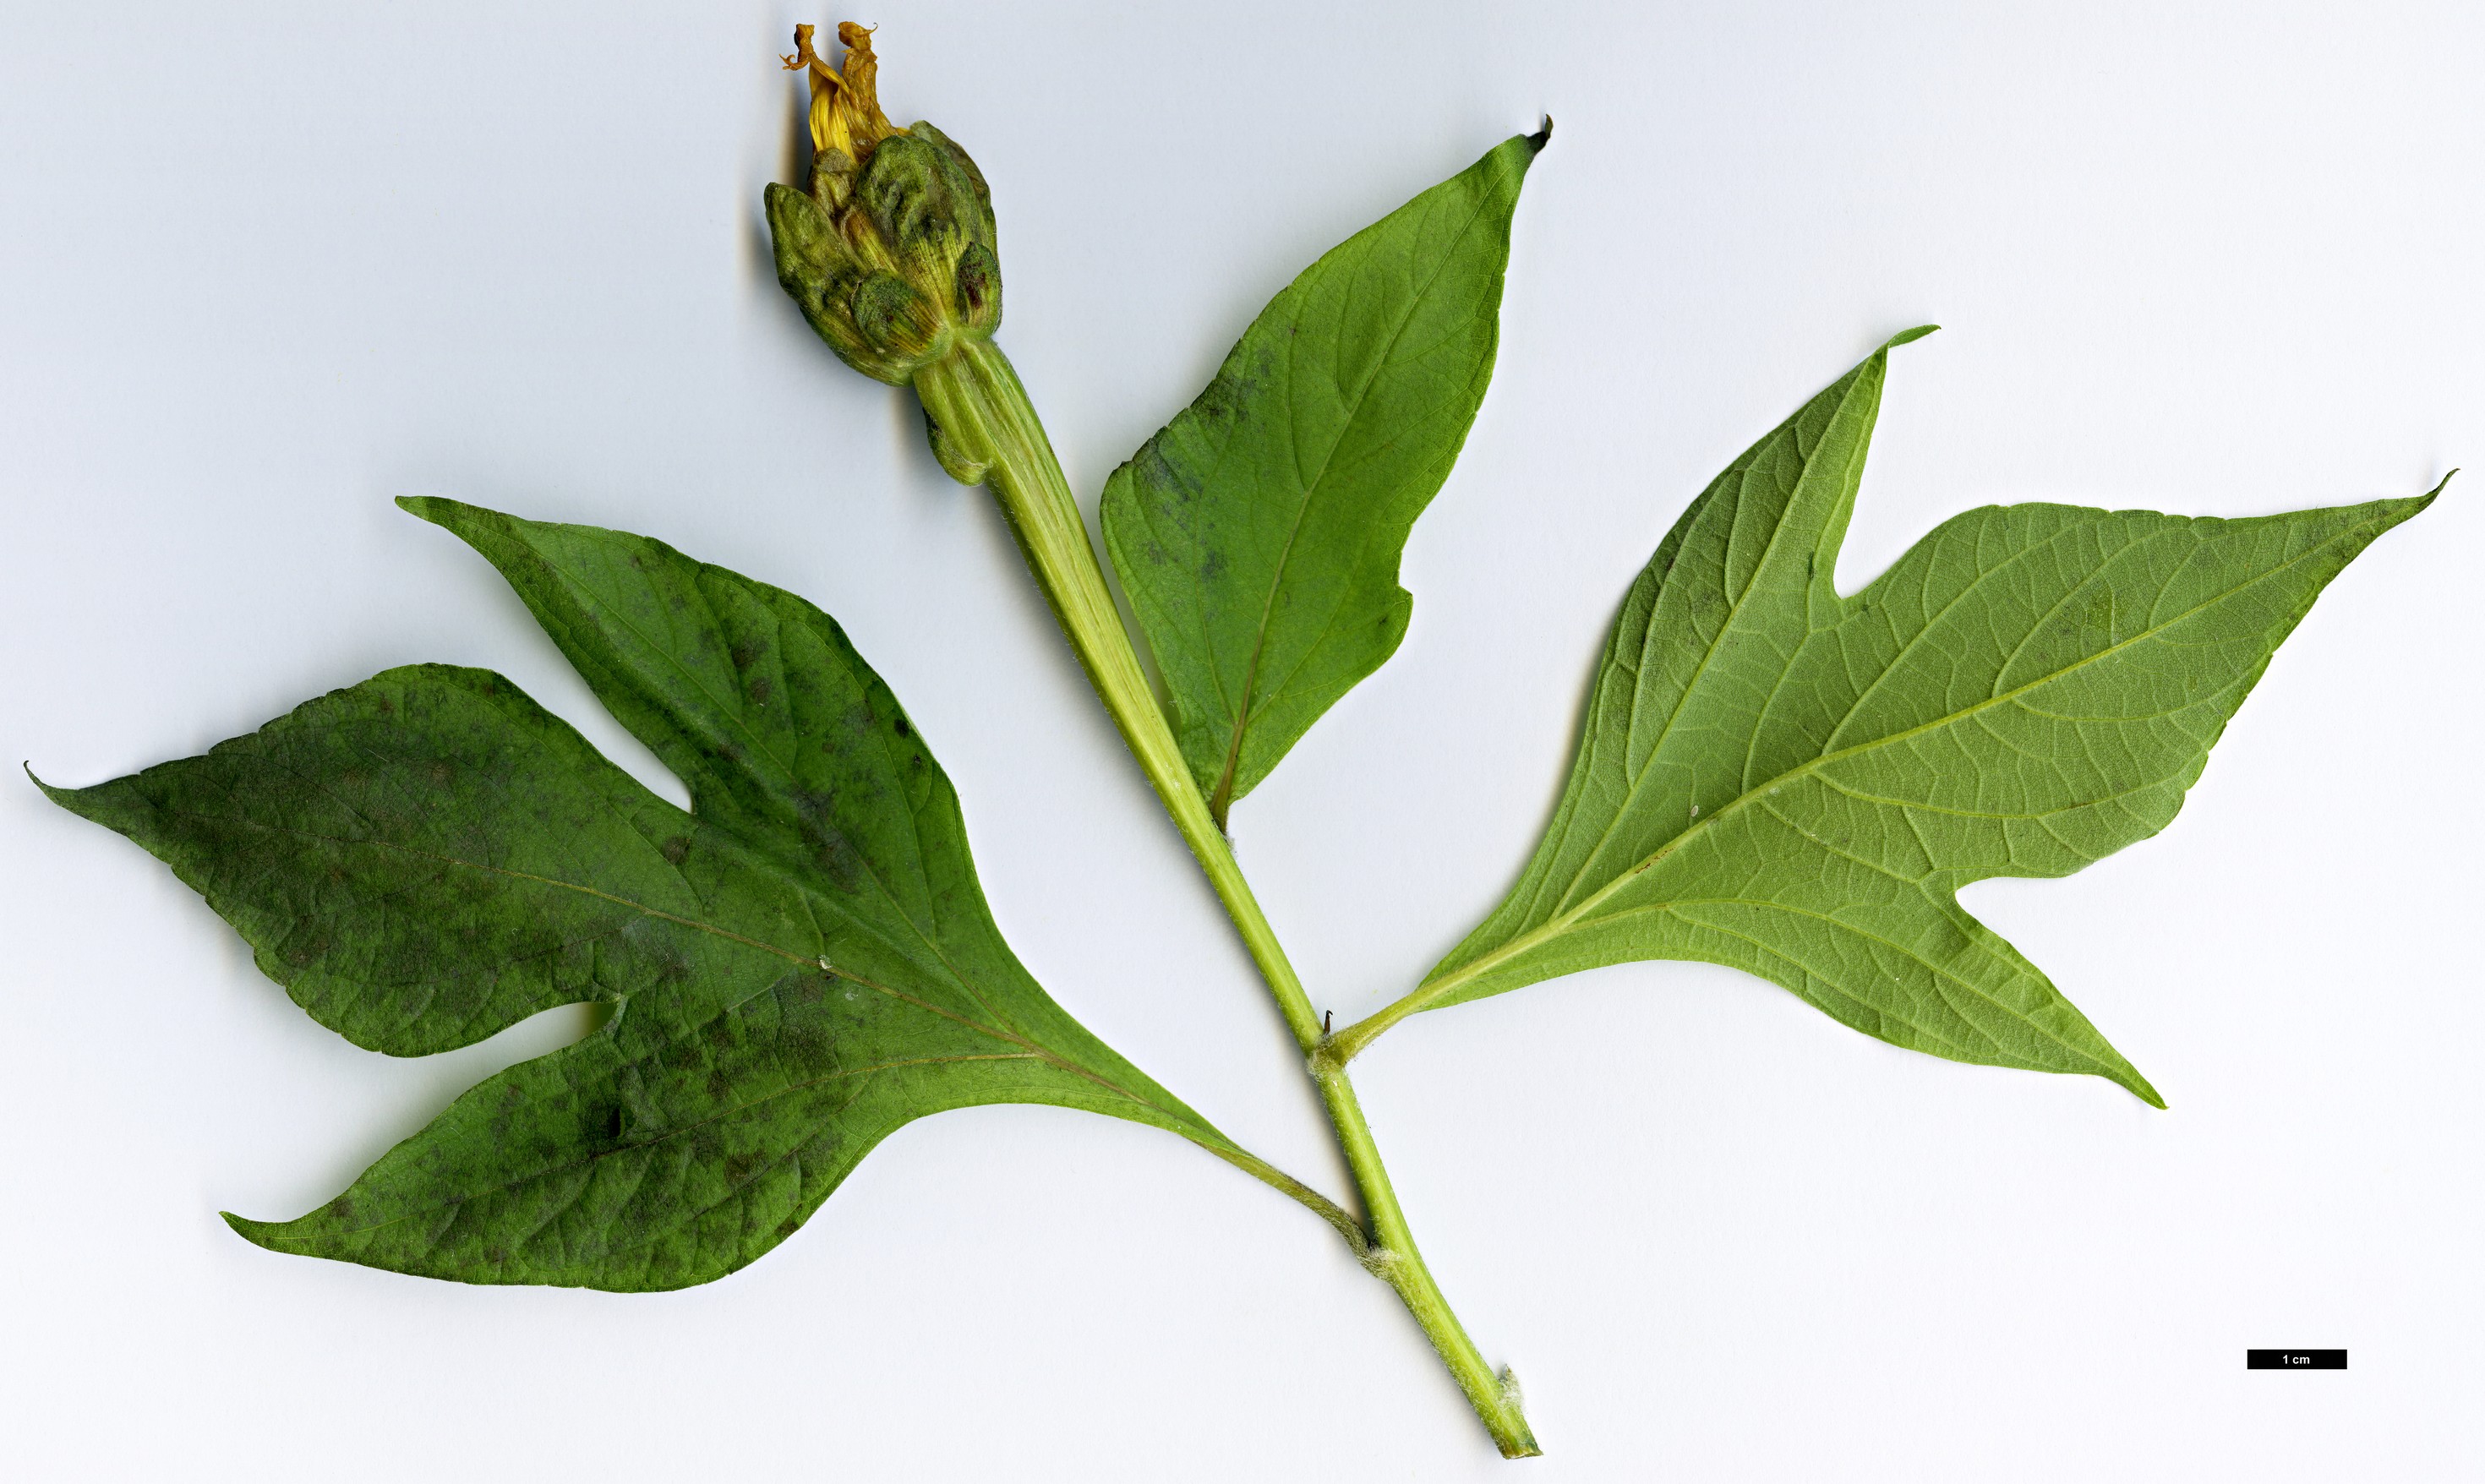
[1884,324,1939,348]
[396,494,459,526]
[223,1210,312,1258]
[1528,116,1554,151]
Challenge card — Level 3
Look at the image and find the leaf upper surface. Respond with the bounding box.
[1102,130,1543,822]
[43,503,1234,1289]
[1421,332,2434,1103]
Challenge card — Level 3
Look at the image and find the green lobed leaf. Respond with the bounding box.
[1102,129,1546,824]
[1417,330,2437,1104]
[41,501,1241,1289]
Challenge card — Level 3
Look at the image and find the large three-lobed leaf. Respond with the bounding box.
[42,500,1242,1289]
[1407,331,2433,1102]
[1103,130,1545,824]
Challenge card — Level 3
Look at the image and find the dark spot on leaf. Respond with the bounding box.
[782,1018,834,1066]
[812,832,863,894]
[748,676,773,706]
[660,835,691,865]
[1136,442,1203,501]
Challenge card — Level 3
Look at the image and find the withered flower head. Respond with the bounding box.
[784,23,904,188]
[766,24,1002,385]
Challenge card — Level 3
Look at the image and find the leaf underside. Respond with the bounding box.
[1426,330,2434,1105]
[1103,129,1545,823]
[41,500,1236,1290]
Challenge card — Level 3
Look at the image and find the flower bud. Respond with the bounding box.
[766,25,1001,385]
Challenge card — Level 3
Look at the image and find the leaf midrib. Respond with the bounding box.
[1422,509,2385,1008]
[291,1051,1047,1246]
[1649,901,2117,1073]
[149,802,1200,1135]
[1203,179,1502,817]
[1536,380,1876,927]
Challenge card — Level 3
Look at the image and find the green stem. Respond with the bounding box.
[1313,1064,1537,1456]
[914,339,1538,1459]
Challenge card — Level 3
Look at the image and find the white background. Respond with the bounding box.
[3,3,2477,1479]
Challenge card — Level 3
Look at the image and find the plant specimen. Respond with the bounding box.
[37,23,2440,1459]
